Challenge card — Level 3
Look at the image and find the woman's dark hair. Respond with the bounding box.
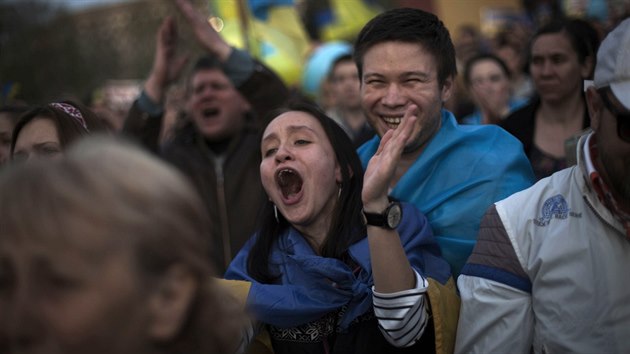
[463,53,512,87]
[10,100,106,155]
[530,18,600,68]
[247,101,366,283]
[353,7,457,87]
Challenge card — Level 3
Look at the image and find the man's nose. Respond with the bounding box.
[381,84,406,107]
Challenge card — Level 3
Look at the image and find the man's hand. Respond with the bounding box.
[362,105,418,212]
[145,16,189,104]
[174,0,232,62]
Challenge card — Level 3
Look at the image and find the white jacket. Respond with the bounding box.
[455,133,630,354]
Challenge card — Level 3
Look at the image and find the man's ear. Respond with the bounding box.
[581,55,595,80]
[147,264,198,341]
[586,86,601,132]
[440,76,454,103]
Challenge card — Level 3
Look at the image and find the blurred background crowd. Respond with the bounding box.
[2,0,629,126]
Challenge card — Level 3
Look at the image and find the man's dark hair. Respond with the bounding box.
[192,55,222,73]
[328,54,354,81]
[353,7,457,87]
[0,105,29,125]
[184,55,225,98]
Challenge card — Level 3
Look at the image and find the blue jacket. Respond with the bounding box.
[358,110,534,275]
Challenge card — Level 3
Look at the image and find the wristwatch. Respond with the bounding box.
[362,201,403,229]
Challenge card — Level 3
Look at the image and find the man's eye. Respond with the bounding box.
[366,79,384,86]
[41,147,61,156]
[295,140,310,146]
[489,75,503,83]
[11,151,27,163]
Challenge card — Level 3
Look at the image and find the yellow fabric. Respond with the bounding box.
[215,277,460,354]
[215,279,274,354]
[427,277,460,354]
[246,330,273,354]
[215,278,252,304]
[213,2,310,86]
[320,0,380,41]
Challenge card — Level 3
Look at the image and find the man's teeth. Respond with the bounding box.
[382,116,402,125]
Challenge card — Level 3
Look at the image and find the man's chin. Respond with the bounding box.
[194,123,230,141]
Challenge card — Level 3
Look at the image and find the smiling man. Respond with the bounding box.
[354,8,535,276]
[124,0,289,272]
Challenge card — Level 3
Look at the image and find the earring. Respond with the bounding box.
[274,204,279,223]
[338,185,342,199]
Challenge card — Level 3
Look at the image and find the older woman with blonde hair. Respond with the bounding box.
[0,136,245,354]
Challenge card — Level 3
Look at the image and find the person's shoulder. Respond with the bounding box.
[501,98,538,131]
[453,121,524,152]
[460,111,481,125]
[495,166,577,226]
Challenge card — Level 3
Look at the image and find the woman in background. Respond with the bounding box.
[461,54,527,125]
[501,19,599,179]
[11,100,106,162]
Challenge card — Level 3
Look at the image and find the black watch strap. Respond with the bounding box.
[362,201,402,229]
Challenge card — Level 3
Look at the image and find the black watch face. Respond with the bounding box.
[387,203,402,229]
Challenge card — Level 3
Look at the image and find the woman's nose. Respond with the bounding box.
[274,144,293,162]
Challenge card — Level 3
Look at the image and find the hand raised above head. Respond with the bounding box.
[362,105,418,211]
[145,16,189,103]
[173,0,232,62]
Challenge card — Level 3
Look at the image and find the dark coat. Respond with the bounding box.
[123,60,290,272]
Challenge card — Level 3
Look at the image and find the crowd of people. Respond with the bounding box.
[1,0,629,353]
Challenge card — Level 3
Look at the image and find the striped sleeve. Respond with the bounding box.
[372,270,429,347]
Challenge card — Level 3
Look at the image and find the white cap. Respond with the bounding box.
[594,18,630,110]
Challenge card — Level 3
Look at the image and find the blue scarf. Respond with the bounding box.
[358,110,534,275]
[224,203,450,330]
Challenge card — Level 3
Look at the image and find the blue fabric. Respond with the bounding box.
[224,203,450,330]
[460,263,532,293]
[357,110,534,276]
[249,0,294,21]
[461,98,528,125]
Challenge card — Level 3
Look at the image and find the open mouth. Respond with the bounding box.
[381,115,402,129]
[275,168,303,201]
[202,108,220,119]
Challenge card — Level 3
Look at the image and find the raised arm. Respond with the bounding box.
[123,16,189,152]
[174,0,289,124]
[145,15,190,105]
[362,105,418,293]
[362,105,436,348]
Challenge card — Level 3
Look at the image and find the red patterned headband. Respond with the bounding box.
[49,102,89,132]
